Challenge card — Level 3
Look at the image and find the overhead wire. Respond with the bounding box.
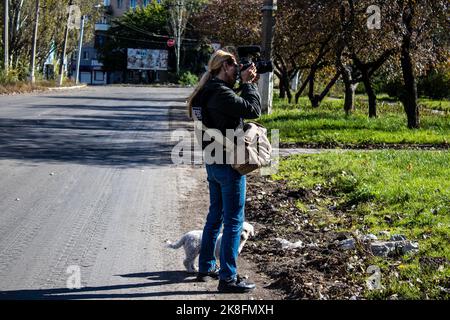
[99,32,200,48]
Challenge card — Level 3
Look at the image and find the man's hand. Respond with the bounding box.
[240,63,257,83]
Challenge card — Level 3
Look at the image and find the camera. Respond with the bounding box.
[237,45,274,75]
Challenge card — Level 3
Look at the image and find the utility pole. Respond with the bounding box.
[30,0,40,84]
[3,0,9,73]
[74,15,85,85]
[259,0,277,114]
[58,0,73,86]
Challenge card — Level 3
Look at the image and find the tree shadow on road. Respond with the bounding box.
[0,271,209,300]
[0,103,192,168]
[118,270,198,283]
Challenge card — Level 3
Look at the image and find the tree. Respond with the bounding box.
[96,2,170,75]
[333,1,399,117]
[272,0,306,103]
[190,0,261,47]
[389,0,448,128]
[164,0,206,75]
[192,0,449,124]
[287,0,341,107]
[195,0,341,107]
[0,0,101,79]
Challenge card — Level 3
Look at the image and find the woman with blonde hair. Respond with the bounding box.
[188,49,261,293]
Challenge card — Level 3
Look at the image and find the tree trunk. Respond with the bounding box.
[319,71,340,101]
[400,2,419,129]
[290,70,300,91]
[283,73,292,103]
[308,68,319,108]
[286,84,292,104]
[279,77,286,99]
[362,72,377,118]
[308,69,339,108]
[342,73,357,115]
[295,73,310,104]
[401,43,419,128]
[274,60,292,103]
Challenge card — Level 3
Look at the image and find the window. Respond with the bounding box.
[103,0,110,5]
[143,0,149,6]
[130,0,136,8]
[94,71,104,82]
[117,0,123,8]
[95,35,105,47]
[82,51,89,60]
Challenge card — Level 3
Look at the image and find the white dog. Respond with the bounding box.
[166,222,255,273]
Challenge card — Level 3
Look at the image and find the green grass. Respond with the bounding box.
[272,150,450,299]
[358,95,450,112]
[418,98,450,112]
[261,95,450,146]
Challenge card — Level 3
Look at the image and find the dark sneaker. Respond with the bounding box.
[196,266,220,282]
[217,276,256,293]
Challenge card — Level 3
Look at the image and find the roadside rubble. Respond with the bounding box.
[242,175,367,299]
[338,234,420,257]
[241,174,429,300]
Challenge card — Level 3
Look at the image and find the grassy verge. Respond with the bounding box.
[271,150,450,299]
[355,95,450,112]
[0,79,77,95]
[261,95,450,147]
[329,94,450,112]
[418,98,450,112]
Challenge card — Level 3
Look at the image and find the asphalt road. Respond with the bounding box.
[0,86,280,300]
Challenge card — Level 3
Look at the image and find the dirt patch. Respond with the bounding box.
[241,173,373,300]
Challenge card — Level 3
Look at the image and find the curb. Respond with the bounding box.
[48,84,88,91]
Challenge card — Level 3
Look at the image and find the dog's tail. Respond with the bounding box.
[165,236,185,249]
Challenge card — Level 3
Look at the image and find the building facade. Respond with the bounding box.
[73,0,163,85]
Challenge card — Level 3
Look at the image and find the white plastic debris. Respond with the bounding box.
[275,238,304,250]
[360,234,378,242]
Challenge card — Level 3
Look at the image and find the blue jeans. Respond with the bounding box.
[199,164,246,281]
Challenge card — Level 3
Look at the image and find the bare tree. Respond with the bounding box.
[165,0,206,75]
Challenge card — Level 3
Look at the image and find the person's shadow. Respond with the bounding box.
[0,271,209,300]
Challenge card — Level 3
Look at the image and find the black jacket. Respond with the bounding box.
[192,78,262,151]
[192,78,261,158]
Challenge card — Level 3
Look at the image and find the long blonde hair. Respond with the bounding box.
[187,50,235,118]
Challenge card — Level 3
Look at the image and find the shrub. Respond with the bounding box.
[418,70,450,99]
[178,71,199,86]
[381,68,450,100]
[382,78,405,100]
[0,69,20,84]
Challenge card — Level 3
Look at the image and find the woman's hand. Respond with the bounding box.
[240,63,257,83]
